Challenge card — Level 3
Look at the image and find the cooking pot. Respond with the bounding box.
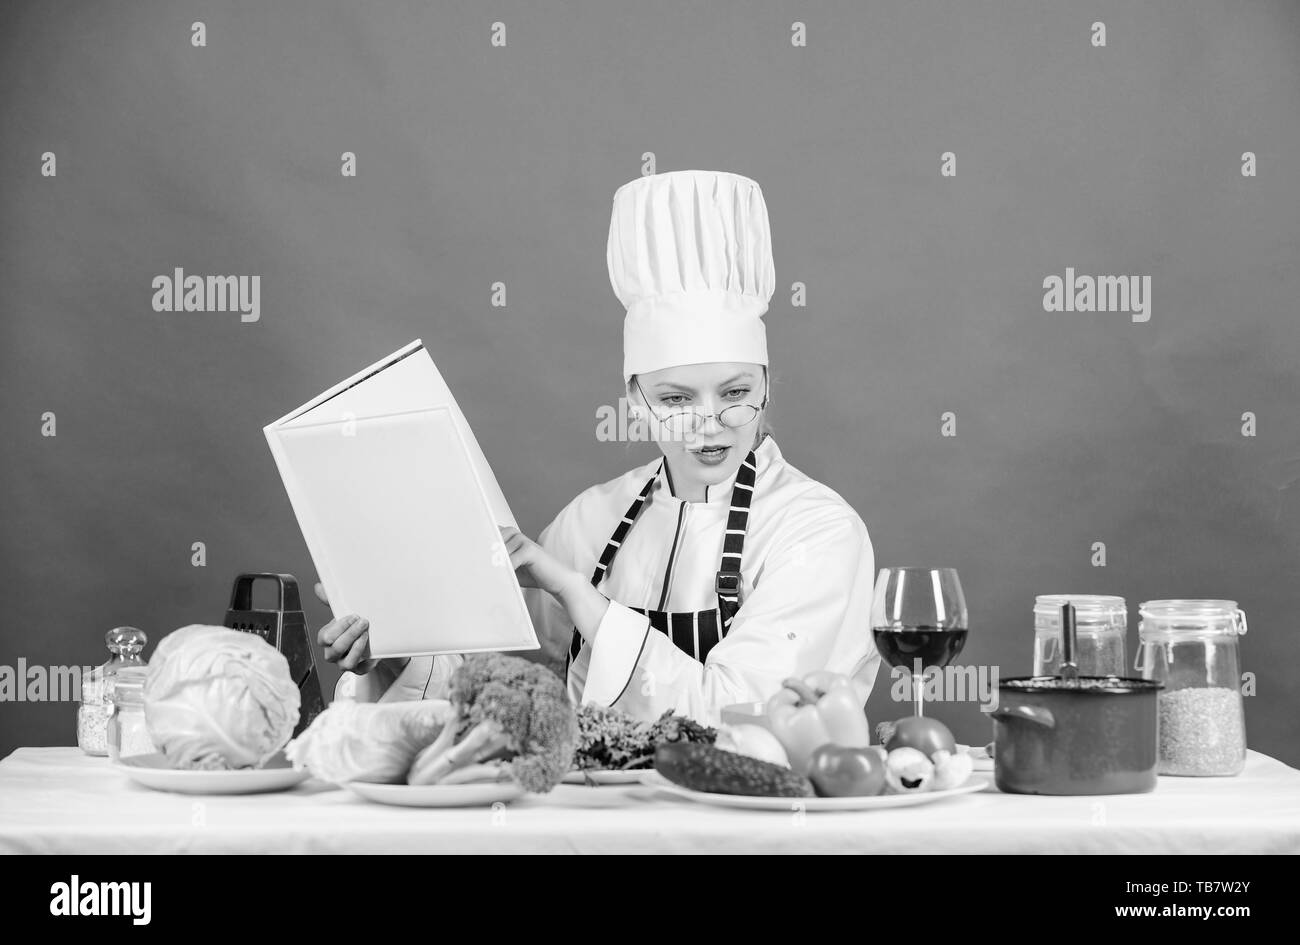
[992,676,1162,795]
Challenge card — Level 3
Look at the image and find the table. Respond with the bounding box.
[2,747,1298,854]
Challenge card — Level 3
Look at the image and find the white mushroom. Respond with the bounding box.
[930,748,974,790]
[884,746,934,793]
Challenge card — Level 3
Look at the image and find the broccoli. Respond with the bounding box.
[406,653,577,793]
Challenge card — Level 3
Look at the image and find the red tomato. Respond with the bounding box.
[884,717,957,760]
[807,745,888,797]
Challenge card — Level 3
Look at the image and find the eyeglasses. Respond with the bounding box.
[632,369,769,437]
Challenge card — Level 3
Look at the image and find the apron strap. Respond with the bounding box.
[715,449,758,630]
[589,462,661,587]
[569,463,662,664]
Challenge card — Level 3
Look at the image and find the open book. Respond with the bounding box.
[263,340,538,658]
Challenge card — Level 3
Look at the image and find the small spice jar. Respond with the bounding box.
[76,670,111,756]
[106,666,156,762]
[1034,595,1127,677]
[1137,600,1248,776]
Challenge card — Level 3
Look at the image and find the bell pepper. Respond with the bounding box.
[765,671,872,775]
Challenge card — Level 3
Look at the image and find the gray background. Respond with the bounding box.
[2,0,1298,766]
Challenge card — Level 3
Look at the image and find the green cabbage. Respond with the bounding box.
[285,700,454,784]
[143,625,300,770]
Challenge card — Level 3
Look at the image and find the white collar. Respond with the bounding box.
[657,433,780,505]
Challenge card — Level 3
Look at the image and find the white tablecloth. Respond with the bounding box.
[2,747,1298,854]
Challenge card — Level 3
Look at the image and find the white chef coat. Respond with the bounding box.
[534,435,880,726]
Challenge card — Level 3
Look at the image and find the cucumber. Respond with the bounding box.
[655,742,815,797]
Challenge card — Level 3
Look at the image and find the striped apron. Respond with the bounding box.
[568,446,758,668]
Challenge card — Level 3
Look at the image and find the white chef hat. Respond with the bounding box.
[607,169,775,383]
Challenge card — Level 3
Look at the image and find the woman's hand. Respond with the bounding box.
[498,526,582,599]
[314,582,379,675]
[499,526,611,652]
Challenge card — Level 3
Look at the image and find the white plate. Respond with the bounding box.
[344,780,526,808]
[114,752,309,795]
[640,771,990,811]
[561,769,650,786]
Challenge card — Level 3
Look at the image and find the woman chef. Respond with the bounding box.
[319,169,881,725]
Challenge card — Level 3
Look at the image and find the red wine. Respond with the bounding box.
[873,626,968,669]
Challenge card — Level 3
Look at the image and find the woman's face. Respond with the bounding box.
[631,361,767,489]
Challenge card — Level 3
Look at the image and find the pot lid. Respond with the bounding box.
[999,675,1162,694]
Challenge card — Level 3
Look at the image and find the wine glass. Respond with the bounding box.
[871,567,969,717]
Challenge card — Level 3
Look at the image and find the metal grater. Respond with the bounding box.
[223,573,325,737]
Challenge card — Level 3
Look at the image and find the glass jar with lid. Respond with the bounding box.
[1136,599,1247,776]
[76,627,148,756]
[106,666,156,762]
[1034,595,1127,677]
